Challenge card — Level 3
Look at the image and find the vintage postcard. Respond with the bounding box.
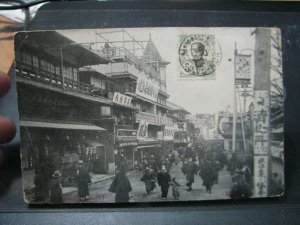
[14,27,284,204]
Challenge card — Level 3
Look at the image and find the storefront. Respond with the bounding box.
[20,120,107,189]
[115,128,138,171]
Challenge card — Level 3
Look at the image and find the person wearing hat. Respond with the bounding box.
[50,170,63,203]
[140,164,156,194]
[77,160,91,201]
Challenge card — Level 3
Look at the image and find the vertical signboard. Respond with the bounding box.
[164,125,175,140]
[254,155,269,197]
[253,91,270,155]
[253,90,270,197]
[137,120,148,140]
[235,54,251,85]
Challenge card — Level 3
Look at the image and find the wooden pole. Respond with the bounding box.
[232,42,237,158]
[253,28,271,197]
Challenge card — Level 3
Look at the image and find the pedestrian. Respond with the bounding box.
[230,163,252,199]
[157,165,171,199]
[211,159,221,184]
[140,165,156,194]
[34,144,54,202]
[77,160,91,201]
[117,153,128,172]
[181,157,199,191]
[200,161,215,194]
[108,169,132,203]
[50,170,63,203]
[171,177,181,200]
[148,154,158,174]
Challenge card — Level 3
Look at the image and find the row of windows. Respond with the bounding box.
[158,97,166,106]
[18,51,78,81]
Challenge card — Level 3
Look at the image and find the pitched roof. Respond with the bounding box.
[142,35,167,64]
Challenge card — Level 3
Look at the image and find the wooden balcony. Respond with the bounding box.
[15,62,110,100]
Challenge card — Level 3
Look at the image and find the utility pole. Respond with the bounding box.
[231,42,237,159]
[253,28,271,197]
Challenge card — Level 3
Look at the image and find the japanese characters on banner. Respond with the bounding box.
[253,91,270,155]
[113,92,133,107]
[164,125,175,140]
[254,156,269,197]
[235,54,251,85]
[174,122,187,131]
[155,115,172,126]
[135,75,159,102]
[137,120,149,140]
[253,90,270,197]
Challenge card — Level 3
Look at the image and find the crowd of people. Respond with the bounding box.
[34,139,260,203]
[109,140,235,202]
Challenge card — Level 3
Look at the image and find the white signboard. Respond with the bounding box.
[135,75,159,102]
[174,122,187,131]
[137,120,148,140]
[113,92,133,107]
[254,156,269,197]
[155,116,173,126]
[253,91,270,155]
[235,54,251,85]
[164,125,175,140]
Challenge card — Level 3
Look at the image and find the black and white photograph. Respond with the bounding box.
[14,27,284,204]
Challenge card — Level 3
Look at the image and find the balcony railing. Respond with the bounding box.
[15,62,109,99]
[98,47,165,84]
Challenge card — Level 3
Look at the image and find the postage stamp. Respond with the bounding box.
[178,34,222,79]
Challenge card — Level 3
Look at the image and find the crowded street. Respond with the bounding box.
[63,157,232,203]
[16,28,284,204]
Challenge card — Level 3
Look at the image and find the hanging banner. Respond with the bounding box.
[164,125,175,140]
[235,54,251,85]
[137,120,149,140]
[135,75,159,102]
[254,156,269,197]
[113,92,133,107]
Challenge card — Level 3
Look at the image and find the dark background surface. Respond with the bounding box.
[0,1,300,224]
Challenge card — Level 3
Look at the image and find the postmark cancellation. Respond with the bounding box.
[178,34,222,80]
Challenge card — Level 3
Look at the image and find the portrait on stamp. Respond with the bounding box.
[178,34,222,79]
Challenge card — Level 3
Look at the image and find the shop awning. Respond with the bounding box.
[20,120,106,131]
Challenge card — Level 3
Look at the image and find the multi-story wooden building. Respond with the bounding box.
[95,30,172,163]
[15,31,114,193]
